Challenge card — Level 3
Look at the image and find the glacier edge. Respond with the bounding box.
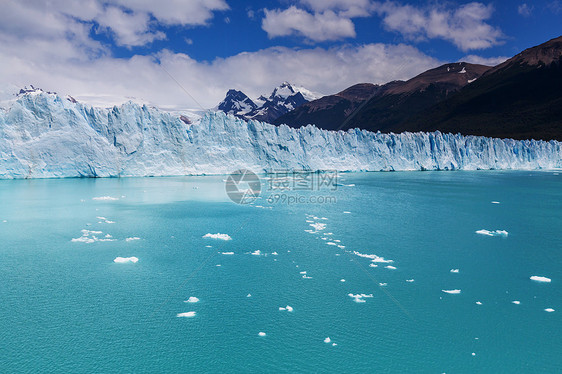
[0,92,561,179]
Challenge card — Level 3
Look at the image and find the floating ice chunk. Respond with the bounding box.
[325,232,333,235]
[340,279,346,282]
[475,229,508,237]
[348,293,373,303]
[512,301,521,305]
[337,245,346,249]
[353,251,393,263]
[258,332,266,337]
[177,312,196,318]
[92,196,119,201]
[530,276,551,283]
[185,297,199,303]
[343,211,351,214]
[326,242,337,246]
[286,305,293,312]
[203,233,232,241]
[344,184,355,187]
[324,337,331,343]
[216,264,222,267]
[369,264,378,268]
[300,271,307,274]
[544,308,555,312]
[247,294,252,297]
[491,201,500,204]
[442,289,461,294]
[309,222,326,231]
[71,236,95,243]
[332,343,337,346]
[221,252,235,255]
[333,240,341,243]
[251,250,262,256]
[476,301,483,305]
[114,256,139,263]
[271,252,278,255]
[302,275,313,279]
[450,269,459,273]
[279,307,286,311]
[379,283,387,287]
[385,266,397,270]
[126,237,141,242]
[406,279,414,283]
[472,352,476,357]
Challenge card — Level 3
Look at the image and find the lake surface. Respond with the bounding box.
[0,171,560,373]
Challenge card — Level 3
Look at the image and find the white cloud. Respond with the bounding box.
[462,54,509,66]
[299,0,374,17]
[373,1,504,51]
[517,3,533,17]
[0,39,440,110]
[262,6,356,42]
[96,7,166,47]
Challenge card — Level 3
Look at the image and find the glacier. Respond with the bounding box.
[0,91,561,178]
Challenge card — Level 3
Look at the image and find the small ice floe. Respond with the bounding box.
[491,201,500,204]
[185,297,199,303]
[177,312,196,318]
[512,301,521,305]
[475,229,508,237]
[344,184,355,187]
[343,211,351,214]
[72,229,116,243]
[406,279,414,283]
[369,264,378,268]
[472,352,476,357]
[379,283,387,287]
[442,289,461,294]
[203,233,232,241]
[544,308,555,313]
[221,252,235,255]
[258,332,266,337]
[530,276,551,283]
[348,293,373,303]
[205,245,212,248]
[385,265,397,270]
[247,294,252,298]
[302,275,313,279]
[324,337,331,344]
[340,279,346,282]
[279,305,294,312]
[300,271,307,274]
[92,196,119,201]
[304,229,315,234]
[113,257,139,263]
[326,242,337,246]
[476,301,483,305]
[125,237,141,242]
[450,269,459,273]
[97,217,116,224]
[353,251,393,263]
[337,245,346,249]
[325,232,333,236]
[216,264,222,267]
[306,220,314,223]
[250,250,262,256]
[333,239,341,243]
[309,222,327,231]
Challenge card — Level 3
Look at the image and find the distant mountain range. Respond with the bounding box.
[215,36,560,141]
[215,82,321,123]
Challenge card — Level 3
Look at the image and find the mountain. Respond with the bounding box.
[274,83,381,130]
[402,36,562,141]
[275,62,491,132]
[0,90,560,178]
[215,82,320,123]
[215,89,257,117]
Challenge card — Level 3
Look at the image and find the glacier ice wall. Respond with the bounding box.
[0,92,561,178]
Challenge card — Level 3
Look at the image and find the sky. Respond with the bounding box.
[0,0,560,110]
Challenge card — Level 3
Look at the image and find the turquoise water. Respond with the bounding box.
[0,171,560,373]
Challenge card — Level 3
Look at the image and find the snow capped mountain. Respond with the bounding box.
[0,90,560,179]
[215,82,322,123]
[215,89,258,117]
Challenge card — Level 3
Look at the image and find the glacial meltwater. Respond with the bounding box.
[0,171,560,373]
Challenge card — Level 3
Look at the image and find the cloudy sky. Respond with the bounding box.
[0,0,560,110]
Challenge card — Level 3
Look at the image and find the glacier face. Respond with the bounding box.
[0,92,561,179]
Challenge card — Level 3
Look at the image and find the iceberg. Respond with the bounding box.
[0,92,561,178]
